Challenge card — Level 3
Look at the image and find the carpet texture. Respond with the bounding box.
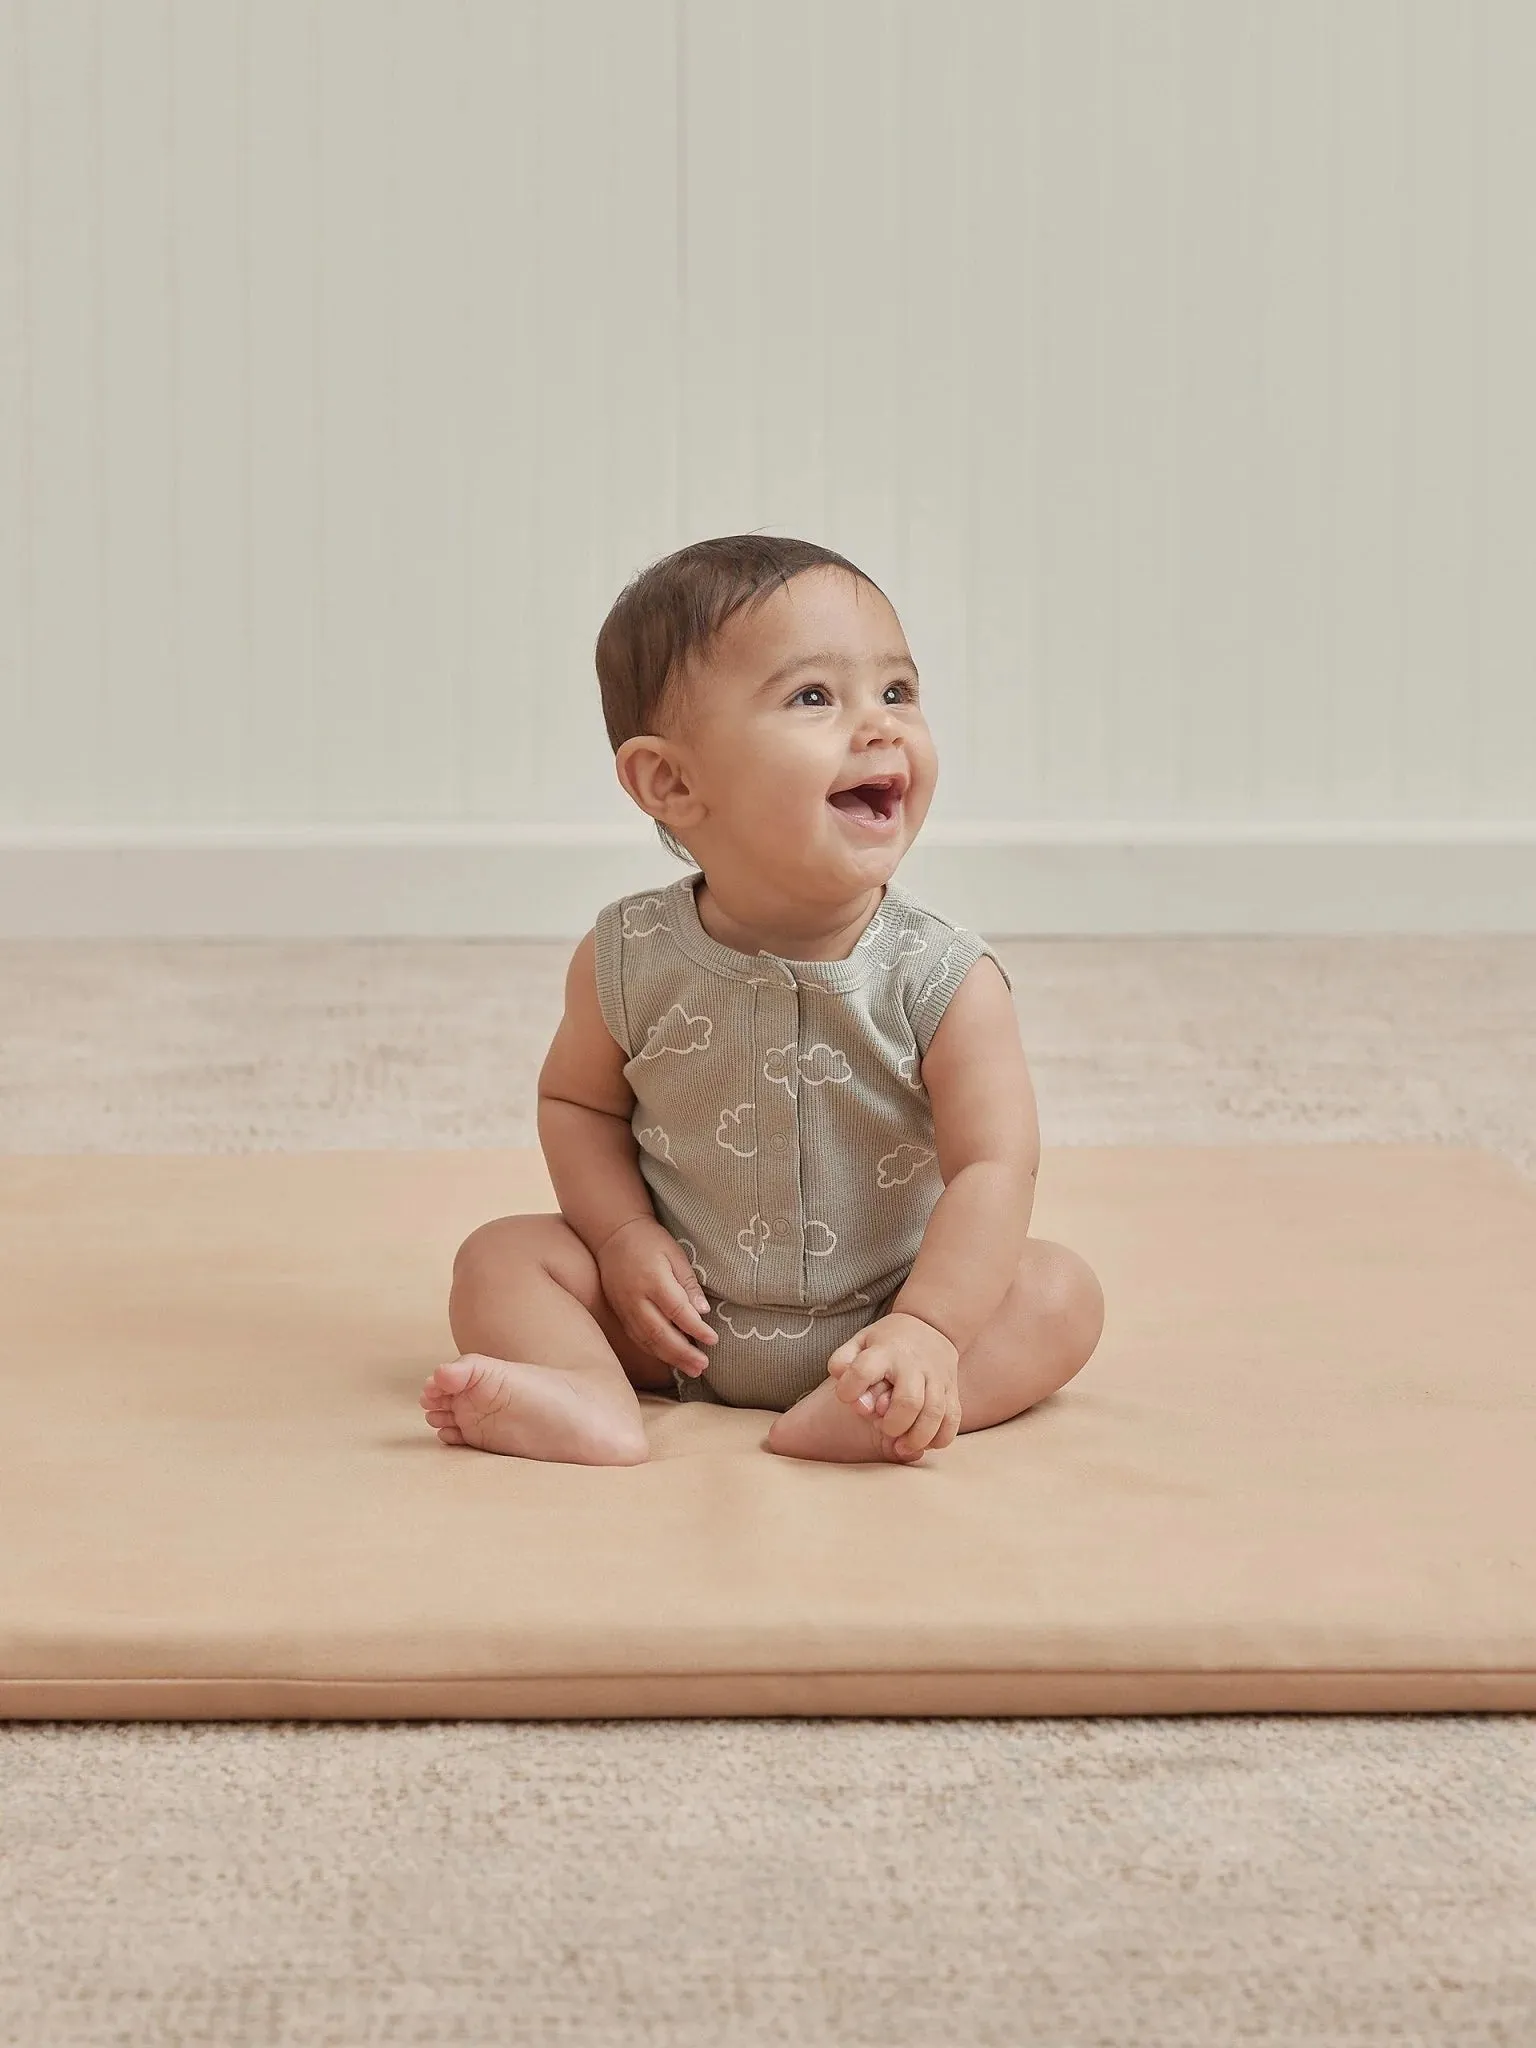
[1,934,1532,2045]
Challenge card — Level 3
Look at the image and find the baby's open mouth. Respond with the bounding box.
[827,779,902,825]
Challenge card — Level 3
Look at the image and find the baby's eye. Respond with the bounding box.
[789,681,916,708]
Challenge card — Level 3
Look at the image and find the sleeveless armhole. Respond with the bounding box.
[590,899,634,1059]
[907,928,1013,1061]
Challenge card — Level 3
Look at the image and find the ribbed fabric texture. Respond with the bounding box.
[591,870,1011,1409]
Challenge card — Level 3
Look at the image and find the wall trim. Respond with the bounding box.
[1,823,1532,937]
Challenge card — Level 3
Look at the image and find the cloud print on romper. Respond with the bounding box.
[620,898,667,938]
[873,927,927,970]
[714,1306,817,1342]
[877,1143,936,1189]
[737,1214,771,1260]
[715,1104,757,1156]
[639,1004,712,1058]
[763,1042,853,1089]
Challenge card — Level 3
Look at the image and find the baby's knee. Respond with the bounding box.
[1032,1241,1106,1366]
[451,1211,596,1300]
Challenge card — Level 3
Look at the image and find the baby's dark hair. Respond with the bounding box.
[596,533,882,862]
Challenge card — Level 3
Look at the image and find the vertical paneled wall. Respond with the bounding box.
[1,0,1532,844]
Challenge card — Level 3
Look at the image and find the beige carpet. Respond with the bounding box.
[2,935,1534,2045]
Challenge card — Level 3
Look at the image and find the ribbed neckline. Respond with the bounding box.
[665,871,909,991]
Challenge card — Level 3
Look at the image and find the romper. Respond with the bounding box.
[590,869,1014,1412]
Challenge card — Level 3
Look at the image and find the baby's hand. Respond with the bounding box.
[827,1312,961,1458]
[595,1216,718,1377]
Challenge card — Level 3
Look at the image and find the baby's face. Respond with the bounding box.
[645,568,938,897]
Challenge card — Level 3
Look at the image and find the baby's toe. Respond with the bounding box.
[421,1359,476,1431]
[420,1364,475,1420]
[425,1358,474,1398]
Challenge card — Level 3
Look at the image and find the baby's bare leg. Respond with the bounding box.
[419,1212,670,1466]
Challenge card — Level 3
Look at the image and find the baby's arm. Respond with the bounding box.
[888,955,1040,1355]
[537,929,652,1257]
[539,932,717,1375]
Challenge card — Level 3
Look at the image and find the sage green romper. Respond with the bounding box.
[591,870,1012,1411]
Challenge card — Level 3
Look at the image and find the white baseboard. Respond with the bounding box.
[1,822,1533,937]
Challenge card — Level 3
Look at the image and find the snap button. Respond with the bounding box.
[773,1216,790,1234]
[771,1134,788,1151]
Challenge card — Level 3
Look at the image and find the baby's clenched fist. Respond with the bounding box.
[826,1311,961,1458]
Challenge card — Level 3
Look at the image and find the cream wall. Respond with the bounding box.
[1,0,1532,934]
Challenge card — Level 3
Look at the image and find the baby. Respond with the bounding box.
[419,535,1104,1467]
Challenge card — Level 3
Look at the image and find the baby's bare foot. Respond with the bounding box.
[765,1374,927,1464]
[419,1353,647,1466]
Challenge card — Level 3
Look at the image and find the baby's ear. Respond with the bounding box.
[615,736,693,820]
[618,733,675,802]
